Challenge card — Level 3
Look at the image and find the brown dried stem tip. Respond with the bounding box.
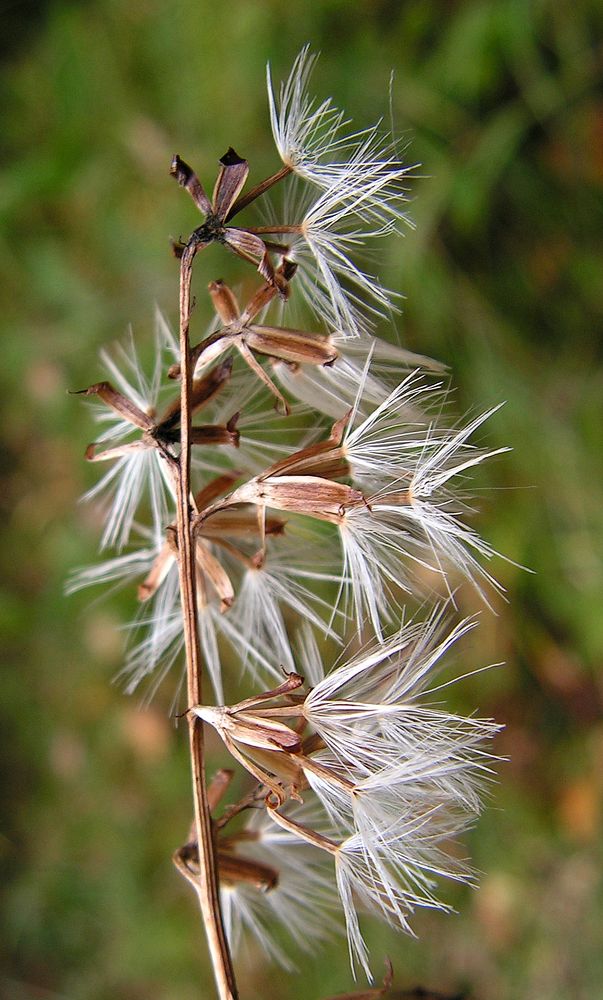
[170,149,294,290]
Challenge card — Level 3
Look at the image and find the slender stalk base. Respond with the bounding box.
[174,242,238,1000]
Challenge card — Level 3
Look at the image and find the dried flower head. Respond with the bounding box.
[188,609,498,979]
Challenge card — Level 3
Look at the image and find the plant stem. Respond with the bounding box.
[243,224,301,234]
[175,241,238,1000]
[225,164,292,221]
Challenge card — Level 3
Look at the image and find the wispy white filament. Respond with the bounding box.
[220,806,340,970]
[81,314,178,550]
[272,333,443,421]
[289,179,401,337]
[267,45,415,227]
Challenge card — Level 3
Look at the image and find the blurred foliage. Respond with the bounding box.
[1,1,603,998]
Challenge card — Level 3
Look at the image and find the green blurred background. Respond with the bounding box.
[1,2,602,998]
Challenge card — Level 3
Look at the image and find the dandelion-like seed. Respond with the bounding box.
[267,45,415,226]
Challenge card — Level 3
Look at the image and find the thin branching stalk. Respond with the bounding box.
[174,241,238,1000]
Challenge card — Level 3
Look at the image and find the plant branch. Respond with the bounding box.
[225,164,292,221]
[174,240,238,1000]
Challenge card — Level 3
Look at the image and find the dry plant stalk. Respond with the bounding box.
[70,47,508,1000]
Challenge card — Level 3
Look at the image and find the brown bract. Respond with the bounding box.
[191,673,310,803]
[170,148,294,290]
[194,410,366,550]
[137,471,287,611]
[176,788,280,893]
[76,359,238,464]
[169,267,339,415]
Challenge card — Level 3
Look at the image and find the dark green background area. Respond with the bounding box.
[1,2,602,998]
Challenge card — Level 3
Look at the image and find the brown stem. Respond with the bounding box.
[225,164,293,221]
[174,242,238,1000]
[266,797,340,855]
[215,783,266,831]
[242,224,302,234]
